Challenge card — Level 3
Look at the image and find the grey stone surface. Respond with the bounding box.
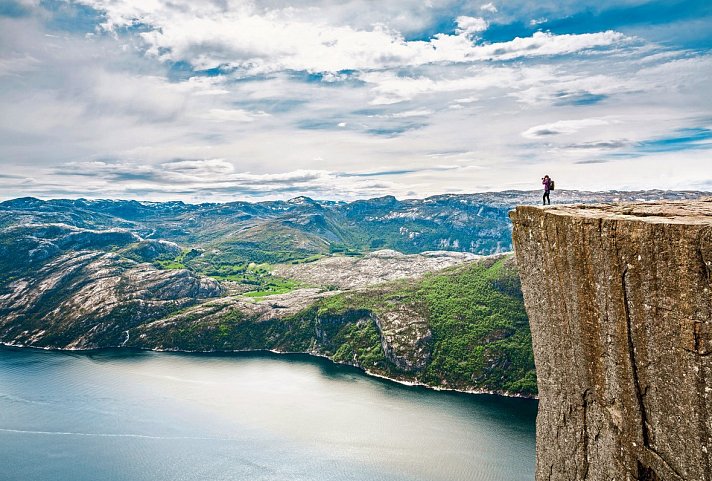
[510,199,712,481]
[0,251,224,348]
[272,249,479,289]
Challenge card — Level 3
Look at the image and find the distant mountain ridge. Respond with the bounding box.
[2,190,707,267]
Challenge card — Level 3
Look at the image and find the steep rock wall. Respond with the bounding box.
[510,200,712,481]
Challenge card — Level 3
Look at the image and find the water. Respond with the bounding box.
[0,346,536,481]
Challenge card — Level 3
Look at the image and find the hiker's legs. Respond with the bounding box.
[543,192,550,205]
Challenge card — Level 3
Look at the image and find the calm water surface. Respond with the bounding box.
[0,347,536,481]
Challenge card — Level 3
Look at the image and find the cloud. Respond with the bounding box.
[66,1,630,75]
[0,1,709,201]
[0,53,39,76]
[455,16,488,37]
[361,64,561,104]
[391,109,434,118]
[89,72,190,122]
[161,159,236,175]
[471,30,629,61]
[75,0,467,39]
[200,108,268,122]
[566,140,630,150]
[41,160,415,200]
[344,165,459,177]
[574,158,611,164]
[522,118,612,138]
[480,3,498,14]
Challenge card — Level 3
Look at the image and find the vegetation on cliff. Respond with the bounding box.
[129,255,537,397]
[313,256,536,395]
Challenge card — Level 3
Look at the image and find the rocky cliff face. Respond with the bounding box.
[272,249,480,289]
[510,200,712,481]
[0,251,224,348]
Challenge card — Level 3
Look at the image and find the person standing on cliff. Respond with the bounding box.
[542,175,552,205]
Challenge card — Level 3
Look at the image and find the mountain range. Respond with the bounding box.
[0,190,707,397]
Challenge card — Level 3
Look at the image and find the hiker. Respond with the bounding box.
[542,175,552,205]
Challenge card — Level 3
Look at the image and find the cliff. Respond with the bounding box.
[510,200,712,481]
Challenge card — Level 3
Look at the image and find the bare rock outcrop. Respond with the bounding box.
[273,249,479,289]
[374,306,432,372]
[510,200,712,481]
[0,251,224,348]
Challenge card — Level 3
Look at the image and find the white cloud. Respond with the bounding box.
[160,159,236,175]
[89,72,189,121]
[361,65,558,104]
[391,109,434,118]
[480,3,498,13]
[0,1,709,201]
[78,0,464,38]
[37,161,409,201]
[0,54,40,77]
[521,118,612,139]
[201,108,267,122]
[69,1,628,74]
[472,30,629,61]
[455,16,488,37]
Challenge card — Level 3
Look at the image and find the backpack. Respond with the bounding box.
[549,179,555,191]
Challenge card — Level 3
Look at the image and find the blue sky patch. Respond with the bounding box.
[553,91,608,106]
[344,169,419,177]
[167,60,240,82]
[0,1,31,18]
[366,123,427,137]
[482,0,712,49]
[635,128,712,153]
[40,0,105,34]
[297,119,343,130]
[480,21,536,44]
[543,0,711,32]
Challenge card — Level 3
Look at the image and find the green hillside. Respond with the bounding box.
[314,255,536,395]
[132,255,537,397]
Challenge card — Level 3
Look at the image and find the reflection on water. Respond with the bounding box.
[0,347,536,481]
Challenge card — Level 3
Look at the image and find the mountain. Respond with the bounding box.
[1,190,705,267]
[0,190,708,397]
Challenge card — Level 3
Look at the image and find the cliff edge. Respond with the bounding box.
[510,199,712,481]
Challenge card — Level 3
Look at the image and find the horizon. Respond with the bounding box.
[2,187,710,206]
[1,1,711,202]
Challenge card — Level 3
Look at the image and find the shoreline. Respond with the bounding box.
[0,341,538,401]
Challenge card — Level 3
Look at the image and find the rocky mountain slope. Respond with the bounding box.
[511,200,712,480]
[1,250,223,349]
[272,249,480,288]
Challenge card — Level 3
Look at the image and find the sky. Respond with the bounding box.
[0,0,711,202]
